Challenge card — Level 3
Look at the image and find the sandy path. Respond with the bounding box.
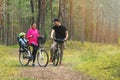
[20,63,93,80]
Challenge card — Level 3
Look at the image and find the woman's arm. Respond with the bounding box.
[26,29,32,39]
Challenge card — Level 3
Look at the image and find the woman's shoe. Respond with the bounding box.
[32,63,35,67]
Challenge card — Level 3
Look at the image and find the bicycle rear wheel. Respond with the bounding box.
[37,50,48,67]
[52,50,59,66]
[19,51,30,66]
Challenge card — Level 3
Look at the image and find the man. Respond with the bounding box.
[50,18,69,65]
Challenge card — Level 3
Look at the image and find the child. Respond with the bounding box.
[17,32,33,60]
[17,32,28,52]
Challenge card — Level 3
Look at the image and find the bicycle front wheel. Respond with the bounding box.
[19,51,30,66]
[53,50,59,66]
[37,50,48,67]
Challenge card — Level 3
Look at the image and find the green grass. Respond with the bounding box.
[64,41,120,80]
[0,45,18,79]
[0,41,120,80]
[0,45,32,79]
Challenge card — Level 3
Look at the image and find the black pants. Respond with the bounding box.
[31,44,38,63]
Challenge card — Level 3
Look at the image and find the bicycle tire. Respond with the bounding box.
[37,50,49,67]
[52,50,59,66]
[19,51,30,66]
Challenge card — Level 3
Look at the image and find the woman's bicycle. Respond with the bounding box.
[18,36,49,67]
[51,38,65,66]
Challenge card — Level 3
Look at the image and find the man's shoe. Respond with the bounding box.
[59,62,62,65]
[49,58,52,62]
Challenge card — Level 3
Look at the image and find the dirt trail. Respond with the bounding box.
[20,63,93,80]
[12,48,93,80]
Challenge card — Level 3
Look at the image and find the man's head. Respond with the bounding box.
[53,18,61,26]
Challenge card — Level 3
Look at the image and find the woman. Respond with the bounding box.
[26,22,40,66]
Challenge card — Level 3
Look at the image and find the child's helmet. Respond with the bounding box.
[19,32,25,37]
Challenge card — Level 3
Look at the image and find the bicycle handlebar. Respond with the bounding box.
[54,38,65,41]
[52,38,66,43]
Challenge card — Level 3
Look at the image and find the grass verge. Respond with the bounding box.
[64,41,120,80]
[0,45,32,79]
[1,41,120,80]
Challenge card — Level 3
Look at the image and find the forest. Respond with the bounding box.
[0,0,120,45]
[0,0,120,80]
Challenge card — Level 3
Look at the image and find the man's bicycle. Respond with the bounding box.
[51,38,65,66]
[18,36,49,67]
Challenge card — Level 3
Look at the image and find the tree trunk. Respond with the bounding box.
[81,0,85,44]
[30,0,35,22]
[6,0,10,45]
[41,0,46,34]
[0,0,4,27]
[114,0,118,43]
[37,0,41,30]
[58,0,63,22]
[0,0,3,44]
[69,0,74,40]
[96,0,100,42]
[90,0,94,42]
[50,0,53,25]
[58,0,61,20]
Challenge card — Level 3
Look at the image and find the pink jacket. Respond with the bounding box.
[26,28,40,46]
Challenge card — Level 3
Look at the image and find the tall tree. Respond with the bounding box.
[114,0,119,43]
[50,0,53,25]
[41,0,46,34]
[0,0,4,27]
[69,0,74,40]
[37,0,41,30]
[30,0,35,22]
[81,0,86,44]
[6,0,10,45]
[90,0,94,42]
[0,0,3,44]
